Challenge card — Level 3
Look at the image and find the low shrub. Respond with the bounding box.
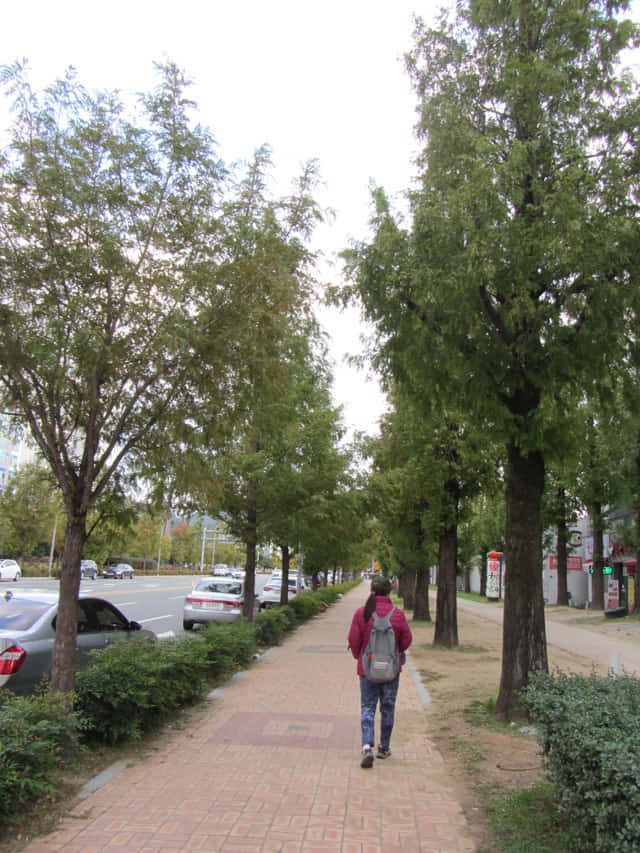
[75,636,209,743]
[252,607,290,646]
[287,591,322,621]
[521,669,640,852]
[200,621,257,673]
[0,690,81,820]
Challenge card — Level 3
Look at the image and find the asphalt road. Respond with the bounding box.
[7,574,271,638]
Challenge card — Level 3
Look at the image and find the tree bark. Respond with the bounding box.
[280,544,290,606]
[413,563,431,622]
[495,441,548,720]
[399,564,416,610]
[434,523,458,647]
[51,515,85,693]
[479,549,487,597]
[243,490,258,621]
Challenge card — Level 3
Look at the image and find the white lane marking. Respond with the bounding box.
[139,615,173,624]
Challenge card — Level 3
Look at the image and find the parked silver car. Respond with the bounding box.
[0,589,155,696]
[183,576,253,629]
[0,560,21,582]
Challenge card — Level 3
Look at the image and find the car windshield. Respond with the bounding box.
[0,598,51,631]
[194,580,242,595]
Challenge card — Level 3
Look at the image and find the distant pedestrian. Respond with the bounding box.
[348,574,412,768]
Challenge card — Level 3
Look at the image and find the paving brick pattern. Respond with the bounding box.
[24,589,476,852]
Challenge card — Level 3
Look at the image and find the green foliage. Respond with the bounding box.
[285,591,322,621]
[252,607,292,646]
[75,637,210,744]
[0,464,61,558]
[521,670,640,852]
[0,691,81,821]
[200,621,256,672]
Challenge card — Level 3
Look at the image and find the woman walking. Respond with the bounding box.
[348,574,412,768]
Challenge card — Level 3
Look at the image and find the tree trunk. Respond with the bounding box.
[590,502,605,611]
[243,493,258,622]
[399,565,416,610]
[556,489,569,606]
[434,523,458,647]
[51,515,85,693]
[479,549,487,597]
[463,564,471,594]
[495,441,548,720]
[413,564,431,622]
[280,544,290,606]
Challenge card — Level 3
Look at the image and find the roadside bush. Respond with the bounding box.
[252,607,290,646]
[521,670,640,852]
[287,591,322,621]
[0,690,80,820]
[75,636,209,743]
[200,621,256,674]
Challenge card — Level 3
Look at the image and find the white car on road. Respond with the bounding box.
[0,560,21,581]
[258,573,308,609]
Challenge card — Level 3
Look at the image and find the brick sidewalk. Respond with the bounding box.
[24,588,476,852]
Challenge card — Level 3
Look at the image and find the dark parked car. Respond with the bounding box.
[102,563,134,579]
[0,589,155,696]
[80,559,98,580]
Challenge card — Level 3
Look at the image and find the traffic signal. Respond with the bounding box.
[603,565,612,575]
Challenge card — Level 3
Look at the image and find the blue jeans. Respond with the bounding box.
[359,674,400,750]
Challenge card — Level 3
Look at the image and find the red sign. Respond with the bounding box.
[548,555,583,571]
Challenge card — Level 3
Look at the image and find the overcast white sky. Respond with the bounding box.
[1,0,449,437]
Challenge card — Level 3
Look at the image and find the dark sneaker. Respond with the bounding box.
[360,746,374,769]
[376,746,391,759]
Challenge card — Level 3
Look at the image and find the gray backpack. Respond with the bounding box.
[362,607,399,683]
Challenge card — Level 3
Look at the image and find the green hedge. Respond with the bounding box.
[521,670,640,852]
[0,691,81,816]
[75,636,210,743]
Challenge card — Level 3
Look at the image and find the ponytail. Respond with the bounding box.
[363,592,377,622]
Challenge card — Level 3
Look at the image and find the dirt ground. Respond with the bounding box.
[406,601,639,852]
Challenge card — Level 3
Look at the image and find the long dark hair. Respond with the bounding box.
[363,575,391,621]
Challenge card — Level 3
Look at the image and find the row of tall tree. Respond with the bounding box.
[340,0,640,718]
[0,62,367,692]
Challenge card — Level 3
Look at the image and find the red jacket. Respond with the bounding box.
[348,595,412,677]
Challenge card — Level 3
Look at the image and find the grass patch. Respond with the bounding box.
[422,643,488,654]
[486,781,572,853]
[449,735,486,765]
[419,669,444,682]
[463,698,502,730]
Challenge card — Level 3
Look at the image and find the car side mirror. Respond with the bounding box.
[129,620,142,631]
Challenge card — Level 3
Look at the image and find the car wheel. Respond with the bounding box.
[183,620,194,631]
